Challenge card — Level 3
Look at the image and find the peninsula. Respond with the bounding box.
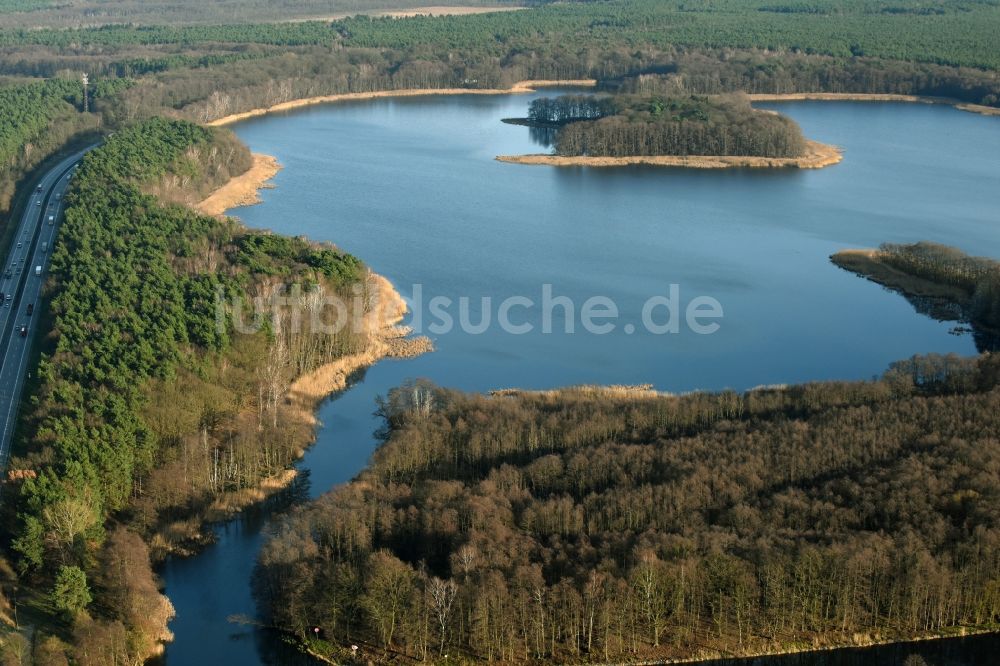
[832,242,1000,344]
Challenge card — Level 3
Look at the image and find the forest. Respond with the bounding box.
[4,0,998,71]
[603,50,1000,107]
[256,359,1000,662]
[528,94,807,158]
[0,117,368,663]
[0,0,997,662]
[333,0,1000,70]
[0,0,996,145]
[0,0,530,27]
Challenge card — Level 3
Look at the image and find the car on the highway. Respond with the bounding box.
[19,325,27,337]
[16,242,21,249]
[48,215,55,225]
[26,303,33,316]
[36,200,41,206]
[35,184,42,192]
[4,269,10,278]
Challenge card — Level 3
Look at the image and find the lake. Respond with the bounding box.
[160,91,1000,665]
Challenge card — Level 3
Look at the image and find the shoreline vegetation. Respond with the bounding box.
[188,272,432,531]
[497,139,842,169]
[285,272,433,429]
[747,92,1000,117]
[205,79,598,126]
[831,248,969,302]
[831,243,1000,349]
[194,153,282,216]
[202,84,1000,135]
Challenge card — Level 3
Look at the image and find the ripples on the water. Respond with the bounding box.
[161,94,1000,666]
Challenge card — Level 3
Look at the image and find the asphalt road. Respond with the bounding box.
[0,147,94,472]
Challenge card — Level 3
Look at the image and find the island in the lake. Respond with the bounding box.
[498,93,842,168]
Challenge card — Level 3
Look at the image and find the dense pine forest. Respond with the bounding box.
[0,79,96,214]
[0,118,367,663]
[256,361,1000,662]
[526,94,807,158]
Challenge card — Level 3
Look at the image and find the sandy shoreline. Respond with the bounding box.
[497,139,842,169]
[194,153,281,216]
[153,159,431,554]
[153,271,431,552]
[378,5,523,17]
[205,79,597,126]
[286,272,432,426]
[204,85,999,128]
[748,92,1000,117]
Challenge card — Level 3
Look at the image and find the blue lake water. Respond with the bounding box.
[160,92,1000,665]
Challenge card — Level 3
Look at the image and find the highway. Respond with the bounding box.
[0,147,94,472]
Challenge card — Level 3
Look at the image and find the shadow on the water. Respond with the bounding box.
[529,124,558,148]
[885,289,1000,353]
[253,627,321,665]
[682,631,999,666]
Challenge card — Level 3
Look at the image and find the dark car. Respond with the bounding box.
[26,303,34,316]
